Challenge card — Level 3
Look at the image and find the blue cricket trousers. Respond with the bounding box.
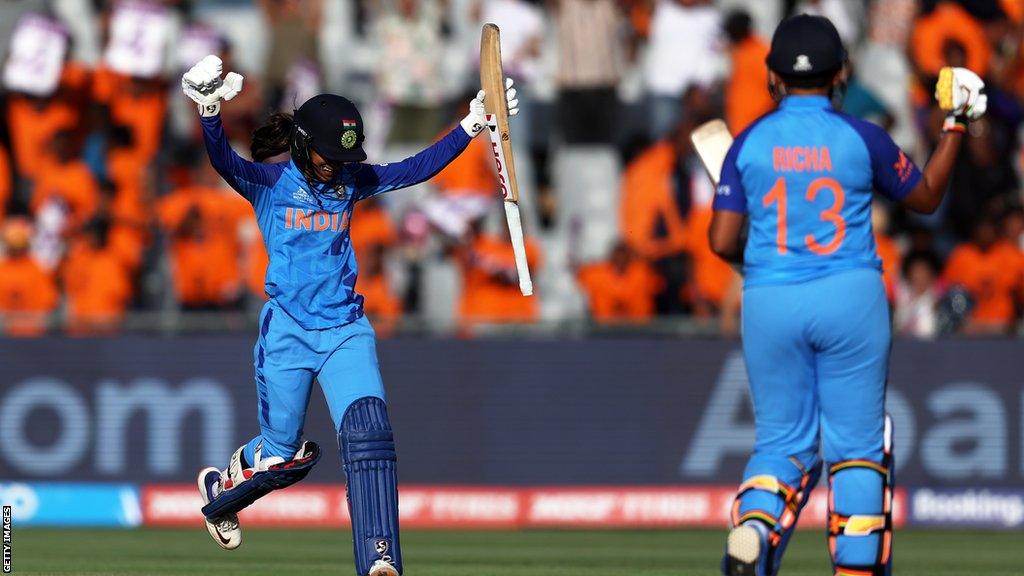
[243,300,386,463]
[737,268,892,570]
[741,268,890,469]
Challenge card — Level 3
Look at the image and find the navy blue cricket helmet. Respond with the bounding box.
[766,14,847,79]
[291,94,367,173]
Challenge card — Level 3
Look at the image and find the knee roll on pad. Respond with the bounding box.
[340,396,402,576]
[731,457,822,575]
[828,416,894,576]
[202,441,321,520]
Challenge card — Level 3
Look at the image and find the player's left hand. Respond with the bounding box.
[937,67,986,133]
[460,78,519,137]
[182,55,244,118]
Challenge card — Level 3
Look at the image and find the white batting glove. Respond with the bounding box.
[182,55,244,118]
[460,78,520,137]
[936,67,986,133]
[504,78,519,117]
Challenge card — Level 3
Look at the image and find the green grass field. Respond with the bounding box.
[9,528,1020,575]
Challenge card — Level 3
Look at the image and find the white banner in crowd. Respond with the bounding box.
[103,0,172,79]
[2,15,68,97]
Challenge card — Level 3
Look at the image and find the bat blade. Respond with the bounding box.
[481,23,533,296]
[690,119,733,186]
[480,23,519,203]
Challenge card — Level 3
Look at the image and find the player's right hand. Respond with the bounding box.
[182,55,244,118]
[936,67,986,132]
[460,78,519,137]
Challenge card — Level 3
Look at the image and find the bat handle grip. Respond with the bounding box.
[503,200,533,296]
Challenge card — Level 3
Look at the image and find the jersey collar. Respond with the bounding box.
[780,95,833,110]
[286,159,350,202]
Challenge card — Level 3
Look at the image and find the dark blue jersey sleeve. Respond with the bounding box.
[349,126,472,201]
[833,113,922,201]
[712,132,750,214]
[200,114,285,204]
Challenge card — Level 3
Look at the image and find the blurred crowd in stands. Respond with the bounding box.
[0,0,1022,337]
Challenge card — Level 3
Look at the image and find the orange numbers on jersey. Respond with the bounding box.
[764,178,789,255]
[804,177,846,255]
[762,177,847,255]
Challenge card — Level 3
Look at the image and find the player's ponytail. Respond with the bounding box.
[251,113,295,163]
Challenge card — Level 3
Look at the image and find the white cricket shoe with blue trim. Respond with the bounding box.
[197,466,242,550]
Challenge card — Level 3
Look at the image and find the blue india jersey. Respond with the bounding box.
[201,114,471,329]
[713,95,921,287]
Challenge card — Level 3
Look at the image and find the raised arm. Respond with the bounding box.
[350,126,472,200]
[199,114,283,204]
[351,80,520,200]
[901,67,987,213]
[184,55,282,204]
[899,132,961,214]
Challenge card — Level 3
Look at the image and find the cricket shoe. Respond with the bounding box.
[197,467,241,550]
[367,559,400,576]
[722,522,770,576]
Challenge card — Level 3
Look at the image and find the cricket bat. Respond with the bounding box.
[935,66,956,111]
[692,119,745,276]
[690,119,733,186]
[480,23,533,297]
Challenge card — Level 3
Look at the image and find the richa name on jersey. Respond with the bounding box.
[772,146,833,173]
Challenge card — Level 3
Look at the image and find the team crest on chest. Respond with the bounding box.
[292,188,316,204]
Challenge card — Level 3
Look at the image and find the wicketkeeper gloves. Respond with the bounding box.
[460,77,519,137]
[935,66,987,134]
[182,55,244,118]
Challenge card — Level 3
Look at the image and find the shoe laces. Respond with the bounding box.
[214,469,229,497]
[216,516,238,532]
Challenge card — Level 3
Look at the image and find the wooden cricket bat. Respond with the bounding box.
[690,119,733,186]
[935,66,955,111]
[480,23,533,297]
[691,119,745,276]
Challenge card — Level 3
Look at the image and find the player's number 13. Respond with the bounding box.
[763,176,846,256]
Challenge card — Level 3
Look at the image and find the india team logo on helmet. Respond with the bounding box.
[793,54,813,72]
[341,118,358,149]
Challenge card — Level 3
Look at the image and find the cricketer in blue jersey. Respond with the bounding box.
[707,16,987,576]
[180,55,520,576]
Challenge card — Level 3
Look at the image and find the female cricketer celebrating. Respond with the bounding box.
[181,55,518,576]
[709,15,986,576]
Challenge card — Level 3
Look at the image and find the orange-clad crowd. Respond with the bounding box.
[0,0,1022,337]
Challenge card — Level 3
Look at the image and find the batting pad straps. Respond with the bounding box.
[201,441,320,520]
[340,396,402,576]
[732,457,817,534]
[827,459,893,576]
[834,569,881,576]
[827,459,891,538]
[342,429,397,464]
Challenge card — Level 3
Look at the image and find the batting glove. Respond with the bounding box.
[935,67,986,134]
[182,55,244,118]
[461,77,519,137]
